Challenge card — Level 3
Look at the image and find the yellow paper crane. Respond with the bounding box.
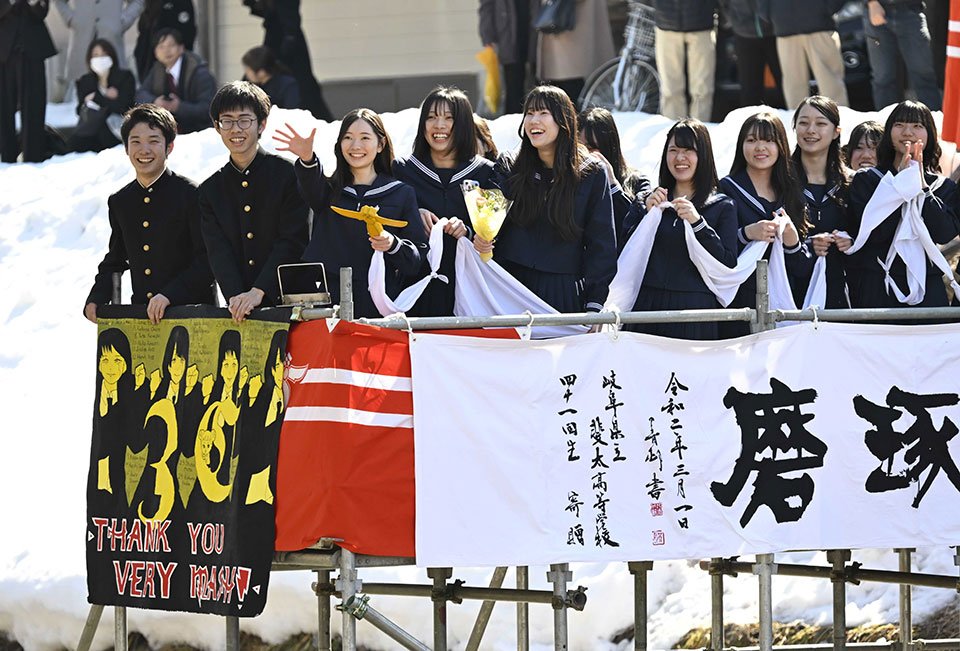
[330,205,408,237]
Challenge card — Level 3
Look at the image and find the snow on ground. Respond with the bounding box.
[1,105,958,651]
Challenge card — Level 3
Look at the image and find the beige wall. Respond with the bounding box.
[214,0,484,86]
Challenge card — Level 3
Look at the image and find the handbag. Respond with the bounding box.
[533,0,576,34]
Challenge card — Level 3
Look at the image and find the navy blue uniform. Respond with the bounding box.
[87,169,213,308]
[199,148,309,306]
[623,193,738,339]
[803,181,850,308]
[719,170,815,337]
[611,169,653,252]
[844,166,958,309]
[295,156,425,319]
[392,154,496,316]
[493,152,617,313]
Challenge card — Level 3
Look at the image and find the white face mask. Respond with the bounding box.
[90,56,112,75]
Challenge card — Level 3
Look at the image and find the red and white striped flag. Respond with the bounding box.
[274,320,417,556]
[942,0,960,143]
[274,320,517,556]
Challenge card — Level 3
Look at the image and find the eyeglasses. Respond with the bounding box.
[216,117,256,130]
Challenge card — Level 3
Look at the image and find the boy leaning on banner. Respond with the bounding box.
[198,81,309,324]
[84,104,214,325]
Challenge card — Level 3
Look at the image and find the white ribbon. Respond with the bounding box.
[843,162,959,305]
[604,204,827,327]
[369,218,449,317]
[452,238,589,339]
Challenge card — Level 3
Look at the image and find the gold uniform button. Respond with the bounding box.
[143,197,151,204]
[144,268,152,276]
[243,205,251,213]
[146,292,154,299]
[142,244,150,252]
[248,259,255,266]
[241,181,249,188]
[142,220,149,228]
[246,232,254,239]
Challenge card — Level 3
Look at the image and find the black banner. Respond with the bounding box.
[87,305,290,616]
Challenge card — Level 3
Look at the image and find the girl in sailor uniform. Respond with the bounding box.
[473,85,617,314]
[392,86,496,316]
[719,111,814,338]
[622,119,738,340]
[791,96,852,309]
[274,109,425,318]
[578,107,652,250]
[844,100,959,310]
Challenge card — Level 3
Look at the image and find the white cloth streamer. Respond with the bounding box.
[369,218,449,317]
[843,163,959,305]
[604,204,826,327]
[453,238,589,338]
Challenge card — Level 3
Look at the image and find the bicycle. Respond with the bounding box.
[579,0,660,113]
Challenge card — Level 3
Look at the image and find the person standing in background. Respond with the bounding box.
[478,0,535,115]
[242,0,333,121]
[135,27,217,134]
[536,0,614,106]
[241,45,301,109]
[134,0,196,81]
[862,0,941,110]
[759,0,849,109]
[54,0,143,98]
[719,0,784,108]
[0,0,57,163]
[652,0,718,122]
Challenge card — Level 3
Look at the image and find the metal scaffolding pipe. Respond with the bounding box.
[465,566,508,651]
[756,554,776,651]
[339,267,354,321]
[76,604,104,651]
[897,549,913,651]
[341,594,431,651]
[428,567,452,651]
[827,550,851,651]
[548,563,572,651]
[115,606,127,651]
[628,562,653,651]
[316,570,332,651]
[338,549,358,651]
[775,307,960,323]
[709,557,725,651]
[517,566,530,651]
[700,559,960,590]
[360,581,584,606]
[225,616,240,651]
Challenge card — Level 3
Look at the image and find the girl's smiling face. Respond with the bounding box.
[340,118,383,171]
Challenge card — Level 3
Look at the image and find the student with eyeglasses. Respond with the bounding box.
[198,81,309,323]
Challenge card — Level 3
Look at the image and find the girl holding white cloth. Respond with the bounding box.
[621,119,738,340]
[843,100,959,310]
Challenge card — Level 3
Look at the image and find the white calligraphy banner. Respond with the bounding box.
[409,323,960,567]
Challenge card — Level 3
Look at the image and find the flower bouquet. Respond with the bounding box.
[461,180,512,262]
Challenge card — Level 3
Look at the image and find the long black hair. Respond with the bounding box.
[507,86,590,242]
[579,107,630,188]
[730,112,811,236]
[659,119,718,210]
[877,100,942,174]
[212,329,241,402]
[330,108,395,193]
[791,95,849,196]
[159,325,189,401]
[412,86,478,164]
[263,329,287,391]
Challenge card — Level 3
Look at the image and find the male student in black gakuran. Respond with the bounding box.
[198,81,308,323]
[84,104,214,325]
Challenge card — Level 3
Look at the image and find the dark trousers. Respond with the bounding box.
[0,51,47,163]
[503,61,527,114]
[734,34,784,109]
[544,77,585,109]
[864,6,942,110]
